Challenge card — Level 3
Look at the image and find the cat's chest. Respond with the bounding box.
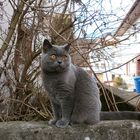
[44,73,76,98]
[45,79,57,94]
[45,80,74,103]
[46,79,74,93]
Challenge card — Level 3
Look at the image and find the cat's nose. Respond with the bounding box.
[57,60,62,64]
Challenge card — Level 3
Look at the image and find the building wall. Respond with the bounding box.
[136,56,140,76]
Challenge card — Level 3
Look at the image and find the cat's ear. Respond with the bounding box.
[43,39,52,52]
[64,43,70,52]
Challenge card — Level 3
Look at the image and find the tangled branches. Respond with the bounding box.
[0,0,140,121]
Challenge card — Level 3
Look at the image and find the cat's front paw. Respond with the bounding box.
[48,119,58,125]
[56,119,69,128]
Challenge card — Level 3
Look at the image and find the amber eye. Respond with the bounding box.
[50,54,56,60]
[64,55,67,59]
[61,55,67,60]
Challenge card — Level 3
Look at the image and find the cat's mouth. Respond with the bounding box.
[55,65,65,71]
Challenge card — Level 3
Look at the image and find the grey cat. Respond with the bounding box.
[41,39,140,128]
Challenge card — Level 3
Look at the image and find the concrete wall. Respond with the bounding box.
[0,120,140,140]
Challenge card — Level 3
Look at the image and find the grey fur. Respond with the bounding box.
[41,39,140,128]
[41,39,101,128]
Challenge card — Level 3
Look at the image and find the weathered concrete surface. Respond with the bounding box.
[104,85,139,108]
[0,120,140,140]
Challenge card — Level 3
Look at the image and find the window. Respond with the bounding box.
[101,63,105,69]
[112,74,115,80]
[95,63,99,69]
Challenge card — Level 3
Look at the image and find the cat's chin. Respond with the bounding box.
[55,66,66,72]
[44,67,66,73]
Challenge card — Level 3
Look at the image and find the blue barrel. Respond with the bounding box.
[134,76,140,93]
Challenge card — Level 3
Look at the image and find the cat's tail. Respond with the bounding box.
[100,111,140,120]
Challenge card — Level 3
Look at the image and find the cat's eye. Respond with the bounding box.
[50,54,56,60]
[63,55,67,59]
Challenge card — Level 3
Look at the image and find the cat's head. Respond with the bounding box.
[41,39,71,73]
